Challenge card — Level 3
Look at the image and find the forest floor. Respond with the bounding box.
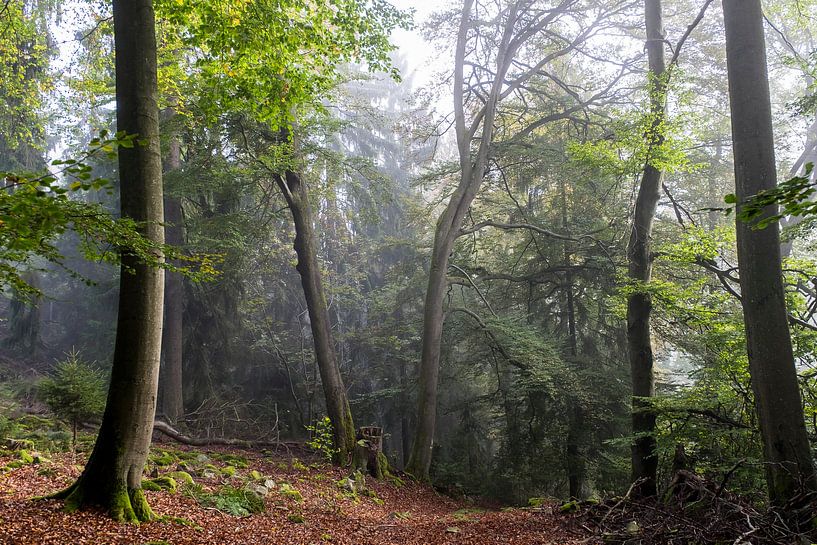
[0,442,591,545]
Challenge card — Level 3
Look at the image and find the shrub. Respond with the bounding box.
[306,416,338,462]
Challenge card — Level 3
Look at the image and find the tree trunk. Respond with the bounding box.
[160,116,184,424]
[406,0,502,481]
[626,0,666,498]
[561,178,588,499]
[274,168,355,463]
[722,0,817,507]
[49,0,165,522]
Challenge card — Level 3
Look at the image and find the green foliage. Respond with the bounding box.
[736,163,817,228]
[38,350,106,439]
[154,0,411,126]
[0,132,219,298]
[306,416,338,462]
[0,0,51,153]
[278,482,303,502]
[183,482,265,517]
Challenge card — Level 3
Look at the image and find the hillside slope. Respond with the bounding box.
[0,444,587,545]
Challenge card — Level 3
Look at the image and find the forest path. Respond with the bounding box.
[0,444,589,544]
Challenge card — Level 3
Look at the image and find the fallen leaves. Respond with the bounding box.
[0,445,589,545]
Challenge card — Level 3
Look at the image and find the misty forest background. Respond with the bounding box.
[5,0,817,512]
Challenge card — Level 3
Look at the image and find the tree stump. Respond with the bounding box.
[352,426,386,479]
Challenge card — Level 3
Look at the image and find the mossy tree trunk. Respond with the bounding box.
[49,0,165,522]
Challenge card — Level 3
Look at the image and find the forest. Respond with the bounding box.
[2,0,817,543]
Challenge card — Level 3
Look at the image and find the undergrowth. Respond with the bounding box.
[182,482,266,517]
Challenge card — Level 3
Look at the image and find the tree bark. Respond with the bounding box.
[626,0,666,499]
[49,0,165,522]
[722,0,817,507]
[406,0,504,481]
[160,117,184,424]
[274,167,355,463]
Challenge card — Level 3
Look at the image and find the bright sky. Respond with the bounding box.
[388,0,444,89]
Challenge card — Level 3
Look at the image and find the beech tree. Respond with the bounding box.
[153,0,407,461]
[627,0,666,499]
[407,0,633,481]
[721,0,817,507]
[49,0,166,521]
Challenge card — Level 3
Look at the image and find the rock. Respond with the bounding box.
[195,453,210,463]
[248,483,270,497]
[166,471,194,486]
[626,521,639,535]
[145,476,177,493]
[445,527,460,534]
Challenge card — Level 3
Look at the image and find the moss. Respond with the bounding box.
[151,451,176,467]
[375,451,390,480]
[559,500,579,513]
[279,483,303,502]
[249,470,263,481]
[221,465,236,477]
[45,476,153,523]
[291,458,308,472]
[528,497,547,507]
[18,450,34,464]
[212,453,249,469]
[287,513,305,523]
[129,487,154,522]
[144,477,177,493]
[166,471,194,486]
[142,480,162,492]
[157,514,203,530]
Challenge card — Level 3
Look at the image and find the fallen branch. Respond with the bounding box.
[152,420,301,450]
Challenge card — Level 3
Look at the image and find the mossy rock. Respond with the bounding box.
[176,451,199,462]
[279,483,303,502]
[152,451,176,467]
[559,500,579,513]
[18,450,34,464]
[165,471,194,486]
[213,453,249,469]
[287,513,305,523]
[249,470,263,481]
[528,497,548,507]
[144,476,178,493]
[221,465,236,477]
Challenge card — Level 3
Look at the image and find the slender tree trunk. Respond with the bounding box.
[407,0,504,480]
[49,0,165,522]
[722,0,817,507]
[626,0,666,498]
[274,168,355,463]
[160,117,184,424]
